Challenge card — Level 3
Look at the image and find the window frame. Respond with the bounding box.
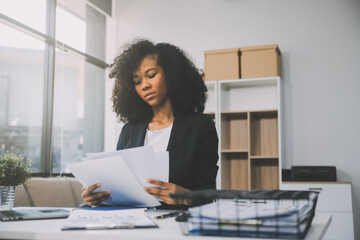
[0,0,109,176]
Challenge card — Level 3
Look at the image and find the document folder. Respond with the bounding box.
[171,190,318,239]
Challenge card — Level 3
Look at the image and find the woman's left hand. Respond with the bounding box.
[144,179,189,205]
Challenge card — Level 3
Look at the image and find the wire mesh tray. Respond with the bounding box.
[171,190,318,239]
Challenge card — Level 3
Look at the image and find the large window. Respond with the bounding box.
[0,22,45,172]
[0,0,110,174]
[52,51,105,173]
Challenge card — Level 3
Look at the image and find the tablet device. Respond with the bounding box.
[0,208,70,221]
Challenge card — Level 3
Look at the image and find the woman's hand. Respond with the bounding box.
[81,183,111,207]
[144,179,189,205]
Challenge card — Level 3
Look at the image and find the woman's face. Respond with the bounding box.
[133,56,169,108]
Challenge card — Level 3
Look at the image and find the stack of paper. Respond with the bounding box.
[185,198,315,238]
[67,146,169,207]
[62,209,158,230]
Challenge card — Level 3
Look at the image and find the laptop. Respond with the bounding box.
[0,208,70,221]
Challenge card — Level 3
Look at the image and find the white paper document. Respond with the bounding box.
[62,208,158,230]
[67,146,169,207]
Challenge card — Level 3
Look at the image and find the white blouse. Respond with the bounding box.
[144,124,173,151]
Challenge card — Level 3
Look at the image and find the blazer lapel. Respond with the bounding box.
[131,121,148,148]
[167,115,191,160]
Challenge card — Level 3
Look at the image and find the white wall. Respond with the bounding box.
[113,0,360,238]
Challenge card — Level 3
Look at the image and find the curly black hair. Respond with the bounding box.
[109,39,207,124]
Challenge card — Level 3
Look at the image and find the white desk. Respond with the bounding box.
[0,210,331,240]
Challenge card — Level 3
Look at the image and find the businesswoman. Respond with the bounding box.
[81,39,219,206]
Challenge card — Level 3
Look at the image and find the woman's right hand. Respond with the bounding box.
[81,183,111,207]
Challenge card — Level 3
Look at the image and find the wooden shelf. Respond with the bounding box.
[250,155,278,159]
[250,111,278,157]
[205,77,282,191]
[248,109,278,113]
[251,158,279,190]
[221,112,248,151]
[221,152,248,190]
[222,149,248,153]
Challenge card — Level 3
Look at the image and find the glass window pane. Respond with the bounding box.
[0,22,44,50]
[86,4,106,61]
[56,6,86,53]
[52,50,105,173]
[0,22,45,172]
[56,3,106,61]
[0,0,46,33]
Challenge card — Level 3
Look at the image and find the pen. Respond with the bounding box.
[154,211,181,220]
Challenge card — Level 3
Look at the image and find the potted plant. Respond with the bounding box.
[0,145,31,210]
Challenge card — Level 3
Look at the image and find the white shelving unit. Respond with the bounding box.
[204,77,283,190]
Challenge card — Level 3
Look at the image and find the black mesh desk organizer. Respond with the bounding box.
[171,190,318,239]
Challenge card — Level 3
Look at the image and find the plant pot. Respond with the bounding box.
[0,186,16,210]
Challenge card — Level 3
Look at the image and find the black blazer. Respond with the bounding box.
[117,113,219,190]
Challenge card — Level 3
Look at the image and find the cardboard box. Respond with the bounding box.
[240,44,281,78]
[204,48,240,81]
